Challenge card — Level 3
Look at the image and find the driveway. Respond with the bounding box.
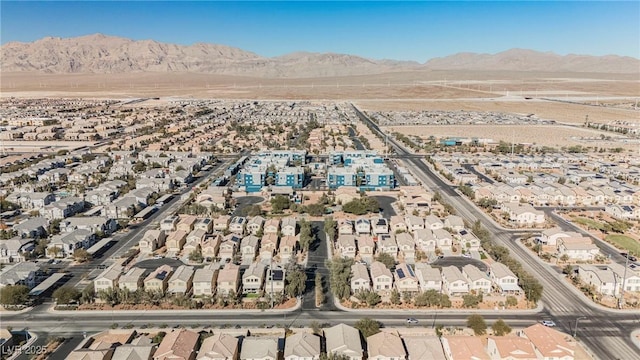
[232,196,265,216]
[371,195,397,217]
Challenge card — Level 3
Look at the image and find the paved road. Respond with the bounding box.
[351,104,640,360]
[301,222,335,311]
[371,195,397,217]
[462,163,494,184]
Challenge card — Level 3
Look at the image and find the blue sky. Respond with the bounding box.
[1,1,638,61]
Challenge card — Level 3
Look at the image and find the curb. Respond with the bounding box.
[331,295,544,315]
[47,297,302,315]
[6,332,37,360]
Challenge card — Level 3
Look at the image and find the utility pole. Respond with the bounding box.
[573,316,587,338]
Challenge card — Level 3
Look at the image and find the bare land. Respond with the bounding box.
[2,70,638,126]
[384,124,638,149]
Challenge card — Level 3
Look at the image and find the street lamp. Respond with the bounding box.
[573,316,587,338]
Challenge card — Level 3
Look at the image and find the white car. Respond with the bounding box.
[541,320,556,327]
[406,318,419,324]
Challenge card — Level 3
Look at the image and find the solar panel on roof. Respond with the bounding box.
[397,269,405,278]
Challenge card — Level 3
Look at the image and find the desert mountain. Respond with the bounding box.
[1,34,638,77]
[424,48,640,73]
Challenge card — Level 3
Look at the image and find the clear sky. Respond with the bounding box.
[1,1,638,62]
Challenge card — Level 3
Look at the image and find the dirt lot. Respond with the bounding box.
[384,124,637,150]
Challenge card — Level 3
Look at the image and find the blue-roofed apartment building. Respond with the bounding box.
[327,151,395,191]
[236,151,307,192]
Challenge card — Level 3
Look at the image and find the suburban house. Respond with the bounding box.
[424,215,444,230]
[93,264,123,293]
[144,265,174,294]
[487,336,537,360]
[264,218,280,234]
[166,230,188,253]
[213,215,231,232]
[229,217,247,234]
[217,263,240,296]
[441,266,470,296]
[161,216,179,231]
[377,234,398,259]
[284,332,321,360]
[462,264,492,294]
[489,262,522,295]
[389,216,408,233]
[414,263,442,292]
[356,235,375,264]
[432,229,453,251]
[265,266,286,294]
[177,215,198,233]
[351,262,372,293]
[371,261,393,295]
[279,235,298,264]
[0,262,40,288]
[202,234,222,260]
[168,265,195,295]
[367,331,406,360]
[187,229,208,245]
[518,324,575,360]
[12,217,48,239]
[338,219,355,235]
[403,336,447,360]
[46,229,94,258]
[336,235,357,258]
[242,262,266,294]
[414,229,436,253]
[154,328,199,360]
[240,235,260,262]
[59,216,117,235]
[194,218,213,233]
[192,266,218,297]
[444,215,465,231]
[139,230,166,254]
[119,267,146,292]
[218,238,237,263]
[394,263,420,294]
[539,227,581,246]
[372,218,389,235]
[281,217,297,236]
[404,215,425,232]
[240,337,279,360]
[197,332,239,360]
[0,238,34,264]
[501,202,545,226]
[557,237,600,261]
[355,218,371,234]
[395,232,416,264]
[324,324,364,360]
[440,336,489,360]
[260,234,279,261]
[247,216,265,235]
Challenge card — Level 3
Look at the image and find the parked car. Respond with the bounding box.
[406,318,419,324]
[541,320,556,327]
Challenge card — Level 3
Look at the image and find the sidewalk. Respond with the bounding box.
[48,297,301,315]
[331,295,544,315]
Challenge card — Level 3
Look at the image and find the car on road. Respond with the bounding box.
[541,320,556,327]
[406,318,419,324]
[462,253,471,258]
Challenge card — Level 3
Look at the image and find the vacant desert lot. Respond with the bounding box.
[384,124,638,150]
[2,70,638,126]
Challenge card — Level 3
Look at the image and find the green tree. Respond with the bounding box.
[462,293,483,308]
[80,283,95,304]
[325,258,354,300]
[355,290,381,306]
[53,286,81,304]
[467,314,487,335]
[0,285,30,305]
[299,219,314,251]
[188,249,203,263]
[315,272,324,306]
[492,319,512,336]
[505,296,518,308]
[354,317,381,338]
[73,248,91,262]
[375,252,396,270]
[270,195,291,214]
[285,267,307,298]
[324,217,337,241]
[390,289,401,305]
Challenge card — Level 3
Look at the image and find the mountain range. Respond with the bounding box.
[1,34,638,77]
